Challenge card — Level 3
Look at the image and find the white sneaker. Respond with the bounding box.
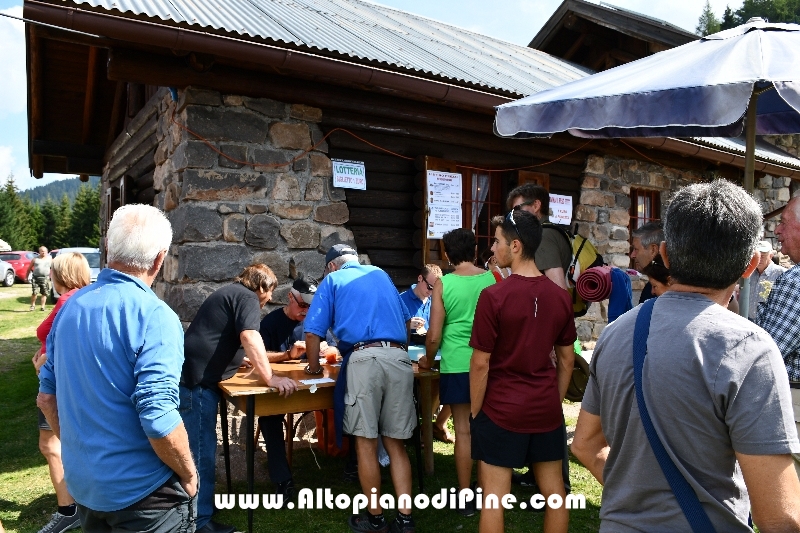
[37,511,81,533]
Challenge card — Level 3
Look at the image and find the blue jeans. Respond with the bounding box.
[179,385,219,530]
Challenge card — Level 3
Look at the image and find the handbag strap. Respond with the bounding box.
[633,298,716,533]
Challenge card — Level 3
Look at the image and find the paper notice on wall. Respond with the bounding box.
[332,159,366,190]
[549,194,573,225]
[428,205,462,239]
[426,171,462,205]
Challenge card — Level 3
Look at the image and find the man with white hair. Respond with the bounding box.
[38,204,197,532]
[747,240,786,320]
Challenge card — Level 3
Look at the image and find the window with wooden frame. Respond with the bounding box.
[421,157,508,270]
[461,168,504,259]
[629,187,661,231]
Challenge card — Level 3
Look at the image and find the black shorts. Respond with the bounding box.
[440,372,470,405]
[38,408,52,431]
[470,410,564,468]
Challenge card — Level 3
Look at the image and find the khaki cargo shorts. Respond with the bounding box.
[32,276,50,296]
[343,345,417,440]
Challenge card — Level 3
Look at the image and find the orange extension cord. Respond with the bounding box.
[169,107,594,174]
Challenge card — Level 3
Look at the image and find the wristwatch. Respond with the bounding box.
[304,364,323,375]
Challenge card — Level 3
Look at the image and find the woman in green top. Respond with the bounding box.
[420,228,495,515]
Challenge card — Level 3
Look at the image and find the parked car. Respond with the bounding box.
[0,259,15,287]
[51,247,101,300]
[0,250,38,283]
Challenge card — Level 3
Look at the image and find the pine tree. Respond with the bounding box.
[39,199,61,251]
[736,0,800,23]
[68,184,101,247]
[0,174,38,250]
[54,194,72,248]
[697,0,722,35]
[720,5,738,29]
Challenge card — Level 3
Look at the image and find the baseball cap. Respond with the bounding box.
[292,276,317,304]
[325,244,358,265]
[756,241,773,253]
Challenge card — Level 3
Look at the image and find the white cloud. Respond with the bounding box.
[0,6,26,118]
[0,145,14,179]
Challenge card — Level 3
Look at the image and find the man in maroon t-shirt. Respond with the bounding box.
[469,208,576,533]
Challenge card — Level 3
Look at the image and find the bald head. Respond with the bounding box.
[776,197,800,263]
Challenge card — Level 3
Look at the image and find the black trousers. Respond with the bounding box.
[258,414,292,484]
[77,475,196,533]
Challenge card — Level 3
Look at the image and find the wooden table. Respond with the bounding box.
[219,360,439,533]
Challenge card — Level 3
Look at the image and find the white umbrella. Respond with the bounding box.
[495,18,800,317]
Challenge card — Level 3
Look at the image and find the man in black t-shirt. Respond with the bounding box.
[180,264,298,533]
[257,276,333,505]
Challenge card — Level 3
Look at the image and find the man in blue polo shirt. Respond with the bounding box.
[398,264,442,332]
[38,205,196,532]
[305,244,416,533]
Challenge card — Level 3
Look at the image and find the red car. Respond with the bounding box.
[0,250,38,283]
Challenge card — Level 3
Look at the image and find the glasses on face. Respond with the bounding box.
[513,200,534,211]
[425,280,434,291]
[291,292,310,309]
[506,210,523,241]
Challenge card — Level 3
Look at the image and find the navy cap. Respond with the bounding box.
[325,244,358,265]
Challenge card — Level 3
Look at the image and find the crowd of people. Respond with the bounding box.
[31,178,800,533]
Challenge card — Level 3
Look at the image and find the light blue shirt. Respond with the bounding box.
[39,268,184,511]
[304,261,410,345]
[399,284,431,328]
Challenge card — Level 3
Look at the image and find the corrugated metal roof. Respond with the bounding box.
[61,0,591,96]
[692,137,800,169]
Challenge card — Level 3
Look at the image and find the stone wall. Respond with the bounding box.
[572,154,698,345]
[760,134,800,249]
[148,87,356,324]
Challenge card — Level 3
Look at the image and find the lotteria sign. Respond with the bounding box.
[332,159,366,190]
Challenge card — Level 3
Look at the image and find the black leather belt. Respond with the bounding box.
[352,341,406,352]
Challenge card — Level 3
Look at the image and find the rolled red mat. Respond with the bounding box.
[576,265,613,303]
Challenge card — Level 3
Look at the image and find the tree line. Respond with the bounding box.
[0,174,101,251]
[697,0,800,36]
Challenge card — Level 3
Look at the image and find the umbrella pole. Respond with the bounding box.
[738,91,758,318]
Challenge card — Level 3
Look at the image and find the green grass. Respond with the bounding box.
[0,283,603,532]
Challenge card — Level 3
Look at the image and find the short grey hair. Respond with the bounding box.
[330,254,359,268]
[664,180,761,289]
[632,221,664,248]
[107,204,173,271]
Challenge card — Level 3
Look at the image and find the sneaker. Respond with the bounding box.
[348,513,389,533]
[30,305,35,311]
[37,511,81,533]
[511,470,538,489]
[343,462,359,483]
[389,514,415,533]
[41,307,46,311]
[455,492,476,517]
[277,479,295,509]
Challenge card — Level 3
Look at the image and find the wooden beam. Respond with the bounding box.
[28,25,44,178]
[32,140,105,159]
[81,46,99,145]
[107,81,126,149]
[106,47,496,131]
[65,157,103,174]
[321,110,588,167]
[562,31,588,61]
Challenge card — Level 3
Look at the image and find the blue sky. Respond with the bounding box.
[0,0,729,190]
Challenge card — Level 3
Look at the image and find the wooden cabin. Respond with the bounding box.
[23,0,800,340]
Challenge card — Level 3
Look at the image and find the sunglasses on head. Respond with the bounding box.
[506,210,523,241]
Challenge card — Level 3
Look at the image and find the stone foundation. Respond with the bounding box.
[573,155,697,343]
[149,87,356,322]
